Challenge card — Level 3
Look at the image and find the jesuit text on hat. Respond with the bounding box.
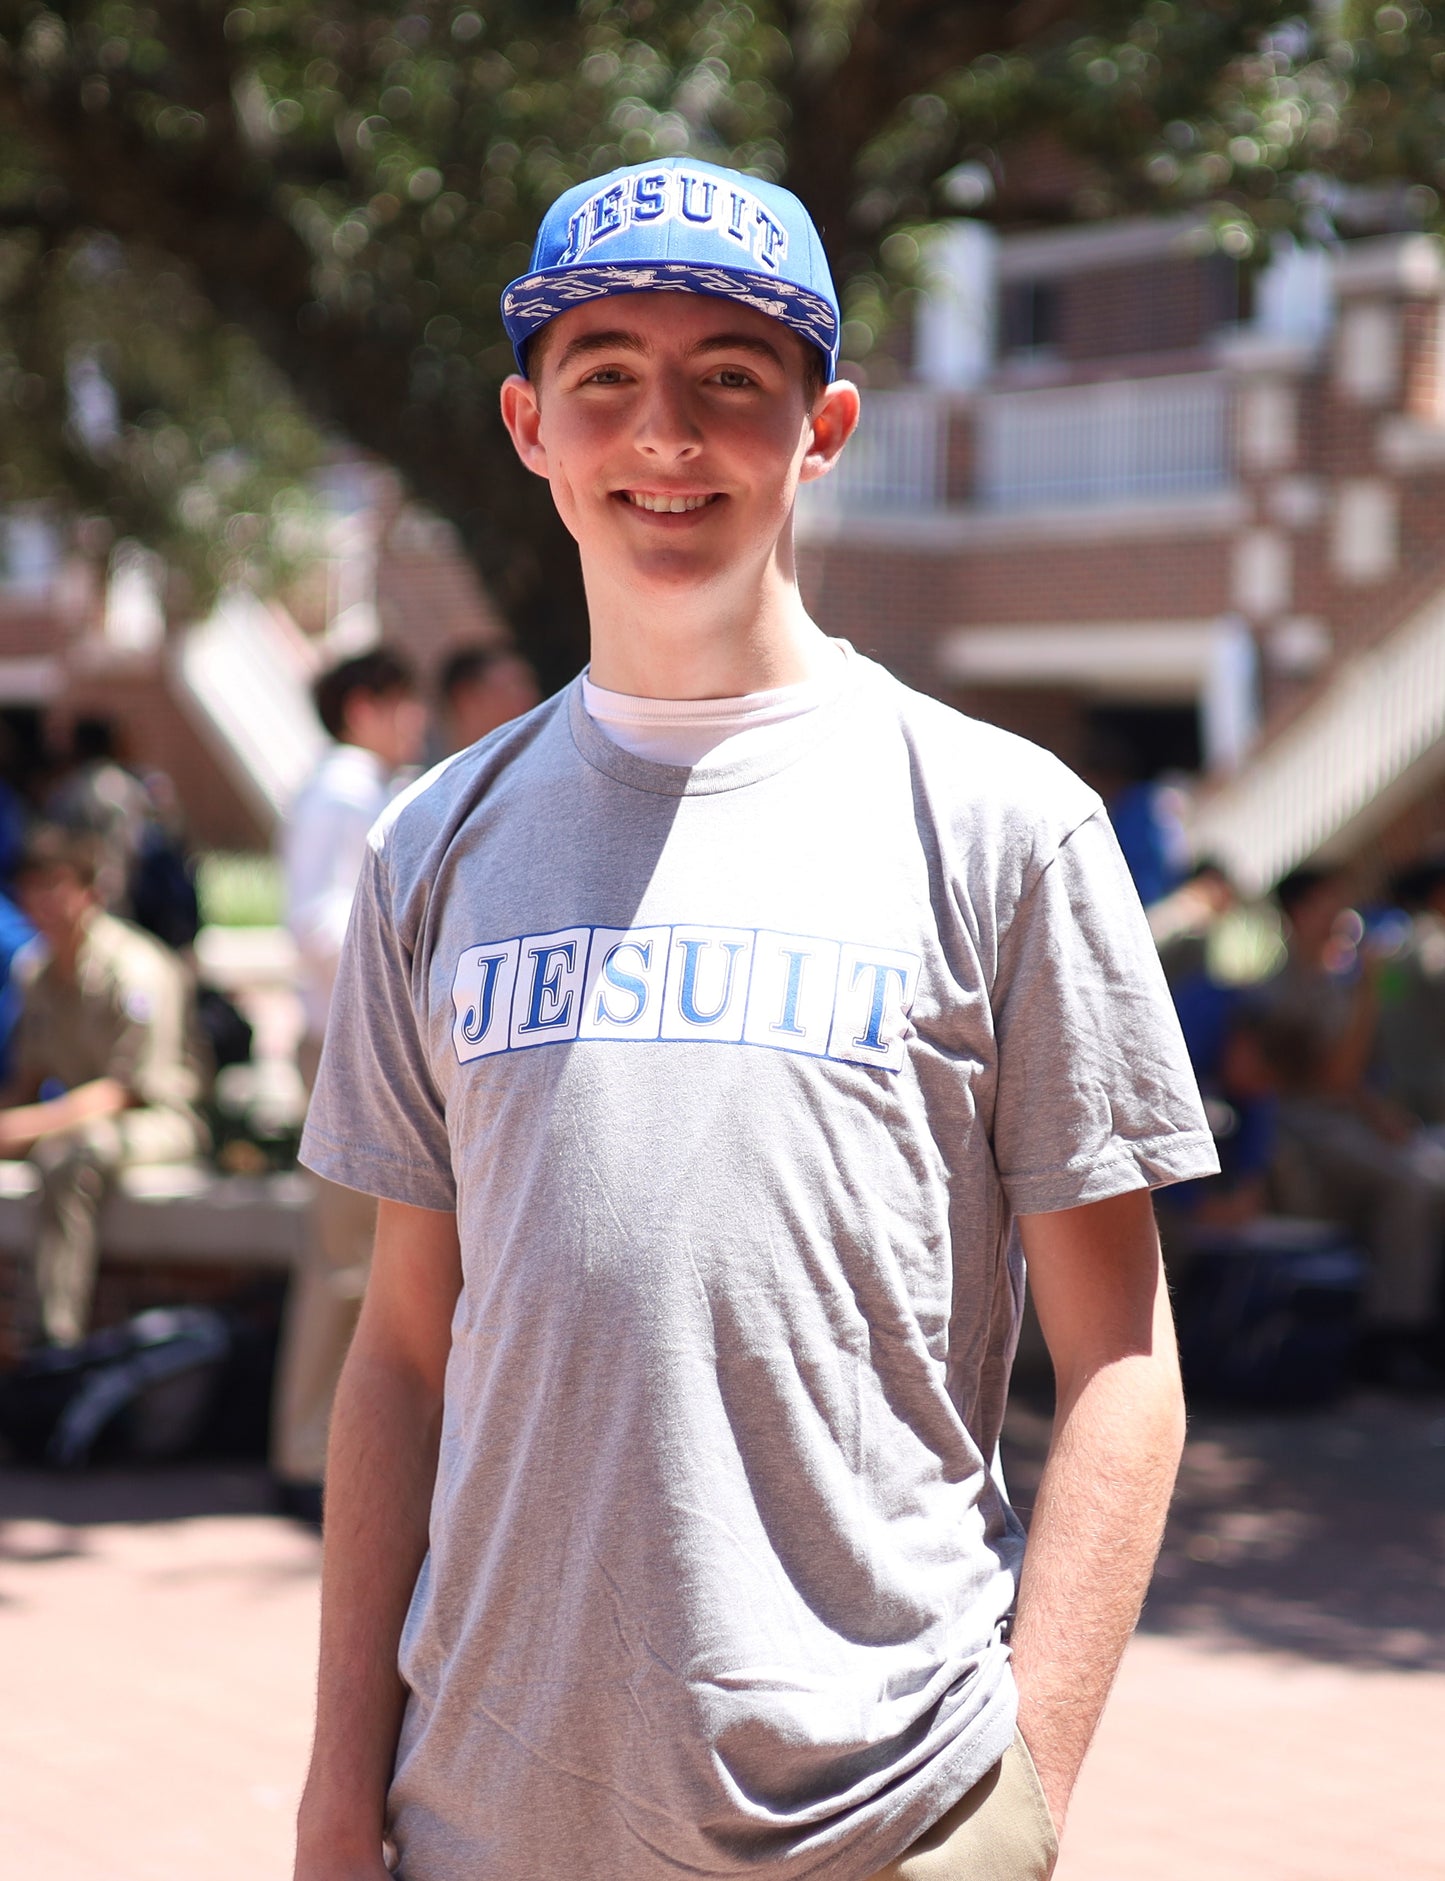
[557,171,790,273]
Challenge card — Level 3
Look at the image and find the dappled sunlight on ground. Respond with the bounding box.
[0,1392,1441,1879]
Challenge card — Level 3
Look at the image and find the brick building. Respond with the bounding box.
[6,220,1445,888]
[798,217,1445,892]
[0,467,506,853]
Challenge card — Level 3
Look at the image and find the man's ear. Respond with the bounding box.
[798,379,862,485]
[500,374,549,479]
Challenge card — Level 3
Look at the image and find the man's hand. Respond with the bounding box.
[1008,1188,1186,1839]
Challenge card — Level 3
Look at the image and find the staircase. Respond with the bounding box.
[171,588,326,829]
[1190,581,1445,892]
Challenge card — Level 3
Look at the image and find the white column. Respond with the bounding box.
[915,221,997,391]
[1202,617,1260,772]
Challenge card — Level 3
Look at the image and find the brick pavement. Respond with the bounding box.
[1008,1389,1445,1881]
[0,1466,318,1880]
[1,1389,1442,1879]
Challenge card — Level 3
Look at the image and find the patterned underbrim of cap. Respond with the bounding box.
[502,261,838,369]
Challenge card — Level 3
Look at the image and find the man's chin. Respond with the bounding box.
[616,545,728,591]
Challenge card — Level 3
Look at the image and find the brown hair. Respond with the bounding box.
[14,824,104,889]
[312,648,416,741]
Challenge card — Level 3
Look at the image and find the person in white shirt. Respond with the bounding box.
[272,649,426,1521]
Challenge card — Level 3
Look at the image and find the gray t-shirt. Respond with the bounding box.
[303,646,1215,1881]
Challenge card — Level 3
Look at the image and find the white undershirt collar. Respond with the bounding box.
[582,645,845,769]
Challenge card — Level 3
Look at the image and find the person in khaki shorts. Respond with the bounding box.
[0,825,208,1347]
[270,651,427,1522]
[293,160,1215,1881]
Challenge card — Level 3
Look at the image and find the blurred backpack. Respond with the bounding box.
[0,1307,231,1468]
[129,820,201,951]
[1174,1219,1364,1407]
[195,983,254,1071]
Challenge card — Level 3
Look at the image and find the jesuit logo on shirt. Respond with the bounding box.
[451,924,921,1074]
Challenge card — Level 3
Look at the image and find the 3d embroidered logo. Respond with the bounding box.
[558,170,789,271]
[451,924,922,1074]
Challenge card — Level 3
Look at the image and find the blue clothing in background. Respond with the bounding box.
[0,780,25,887]
[0,889,34,1083]
[1108,781,1187,909]
[1167,969,1278,1213]
[1171,971,1238,1087]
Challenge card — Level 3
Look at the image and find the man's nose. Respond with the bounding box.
[632,372,702,459]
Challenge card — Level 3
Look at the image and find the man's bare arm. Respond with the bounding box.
[0,1076,131,1155]
[1009,1188,1186,1840]
[294,1198,462,1881]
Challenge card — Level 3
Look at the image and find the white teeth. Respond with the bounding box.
[626,492,715,513]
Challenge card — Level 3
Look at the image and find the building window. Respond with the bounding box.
[1205,253,1253,330]
[1000,278,1061,355]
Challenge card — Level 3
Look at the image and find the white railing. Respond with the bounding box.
[1191,586,1445,892]
[805,390,948,514]
[173,588,326,828]
[976,372,1234,510]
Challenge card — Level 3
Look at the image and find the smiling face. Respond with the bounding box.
[500,292,856,632]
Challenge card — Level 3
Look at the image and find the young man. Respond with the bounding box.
[295,158,1216,1880]
[271,649,427,1517]
[0,826,207,1349]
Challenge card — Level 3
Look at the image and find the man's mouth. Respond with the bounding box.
[619,491,721,513]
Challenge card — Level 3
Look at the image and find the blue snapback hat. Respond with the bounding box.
[501,158,840,379]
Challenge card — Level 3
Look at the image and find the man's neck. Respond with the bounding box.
[584,568,833,701]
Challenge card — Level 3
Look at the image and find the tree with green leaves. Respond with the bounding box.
[1,2,1439,678]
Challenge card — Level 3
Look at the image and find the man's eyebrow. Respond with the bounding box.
[553,329,647,371]
[552,326,787,372]
[687,331,787,367]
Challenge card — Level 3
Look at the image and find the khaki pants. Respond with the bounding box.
[269,1036,377,1486]
[21,1108,204,1348]
[871,1734,1058,1881]
[1275,1100,1445,1327]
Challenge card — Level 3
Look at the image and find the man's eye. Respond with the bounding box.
[583,366,629,385]
[712,368,755,388]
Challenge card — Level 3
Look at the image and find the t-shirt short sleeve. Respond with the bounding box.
[300,845,455,1210]
[990,807,1218,1214]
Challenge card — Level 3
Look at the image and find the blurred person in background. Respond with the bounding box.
[438,643,541,754]
[1149,859,1239,987]
[128,769,202,955]
[0,721,31,888]
[1258,867,1445,1384]
[45,717,201,955]
[1162,1004,1309,1236]
[45,717,152,915]
[272,648,426,1522]
[1375,855,1445,1129]
[1152,860,1247,1155]
[0,826,208,1350]
[0,879,35,1087]
[1081,729,1189,910]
